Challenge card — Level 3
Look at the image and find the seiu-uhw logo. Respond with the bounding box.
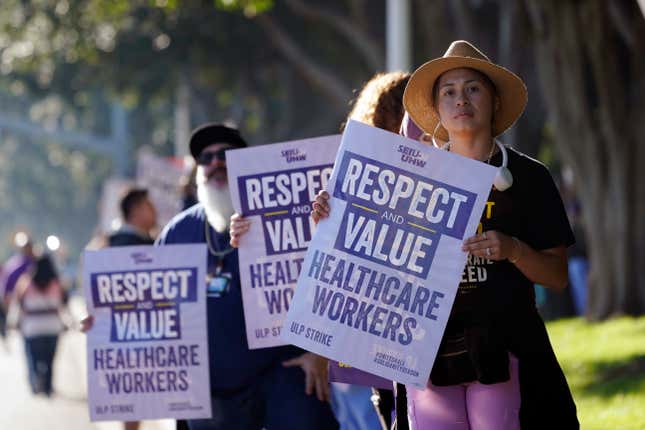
[281,148,307,163]
[397,144,427,168]
[130,252,153,264]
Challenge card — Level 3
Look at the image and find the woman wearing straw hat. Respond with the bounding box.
[312,40,579,429]
[400,41,578,429]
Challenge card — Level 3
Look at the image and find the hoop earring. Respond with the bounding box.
[419,132,432,144]
[431,122,444,148]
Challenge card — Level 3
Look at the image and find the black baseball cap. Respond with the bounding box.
[189,123,247,160]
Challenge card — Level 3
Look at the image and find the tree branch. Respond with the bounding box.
[254,13,351,112]
[638,0,645,20]
[347,0,369,34]
[448,0,478,43]
[283,0,384,71]
[414,0,451,58]
[608,0,638,50]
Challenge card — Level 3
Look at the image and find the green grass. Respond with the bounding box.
[547,317,645,430]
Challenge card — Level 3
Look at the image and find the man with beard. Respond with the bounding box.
[156,123,338,430]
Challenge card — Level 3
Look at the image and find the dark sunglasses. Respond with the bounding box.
[196,148,228,166]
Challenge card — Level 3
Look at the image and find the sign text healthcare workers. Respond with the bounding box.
[283,121,496,387]
[84,244,211,421]
[227,135,341,348]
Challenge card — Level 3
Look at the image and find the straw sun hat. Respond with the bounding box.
[403,40,528,142]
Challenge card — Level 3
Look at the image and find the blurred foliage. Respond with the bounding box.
[0,0,272,141]
[0,0,381,145]
[0,0,386,260]
[0,129,111,261]
[0,0,557,260]
[214,0,274,16]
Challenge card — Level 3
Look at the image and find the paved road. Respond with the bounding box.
[0,296,175,430]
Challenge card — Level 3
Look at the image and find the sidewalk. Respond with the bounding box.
[0,296,175,430]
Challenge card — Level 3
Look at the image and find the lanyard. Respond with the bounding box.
[204,218,234,273]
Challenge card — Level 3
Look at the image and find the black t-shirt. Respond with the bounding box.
[430,146,575,386]
[108,230,154,247]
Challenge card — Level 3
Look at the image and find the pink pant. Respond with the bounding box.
[407,354,520,430]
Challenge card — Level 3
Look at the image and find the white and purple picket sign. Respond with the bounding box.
[328,361,392,390]
[83,244,211,421]
[227,135,341,349]
[282,120,497,388]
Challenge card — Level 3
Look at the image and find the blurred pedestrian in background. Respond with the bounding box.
[563,184,588,317]
[1,233,36,312]
[108,187,158,247]
[9,254,69,397]
[81,186,159,430]
[0,233,36,349]
[180,164,199,211]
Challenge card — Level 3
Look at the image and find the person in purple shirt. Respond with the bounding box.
[1,235,35,306]
[0,235,35,346]
[156,123,338,430]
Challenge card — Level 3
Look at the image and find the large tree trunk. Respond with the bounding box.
[525,0,645,319]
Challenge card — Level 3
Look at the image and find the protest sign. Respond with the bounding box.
[227,135,341,349]
[136,148,189,227]
[282,120,497,388]
[328,361,392,390]
[83,244,211,421]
